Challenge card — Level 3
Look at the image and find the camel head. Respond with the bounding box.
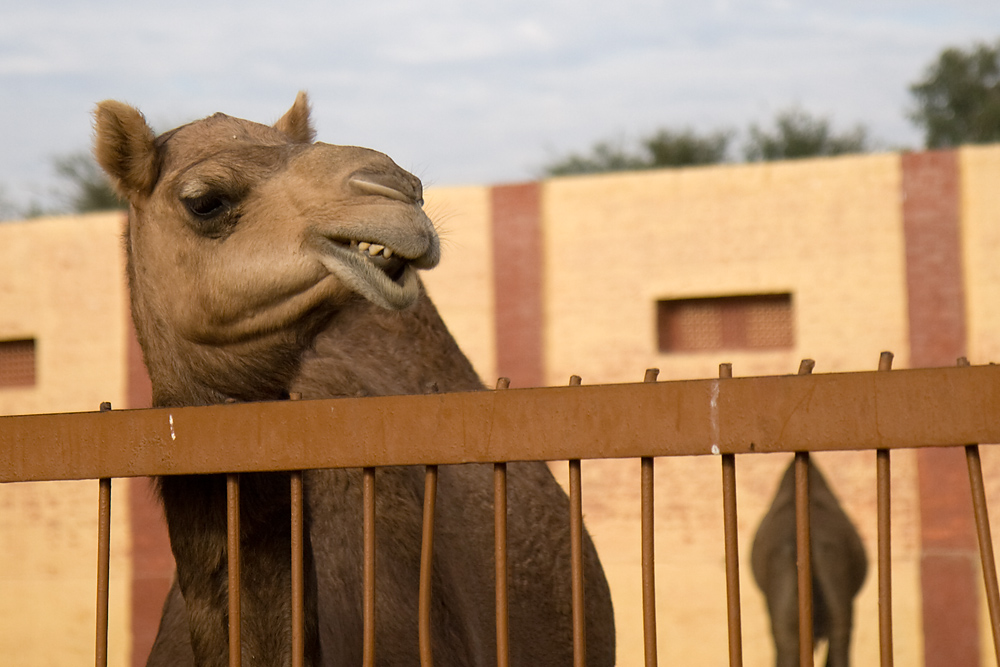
[93,92,440,405]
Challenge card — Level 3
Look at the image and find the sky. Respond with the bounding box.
[1,0,998,215]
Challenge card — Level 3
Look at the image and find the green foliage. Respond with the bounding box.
[909,40,1000,148]
[545,108,872,176]
[643,129,733,167]
[544,128,733,176]
[53,152,125,213]
[743,108,869,161]
[545,139,648,176]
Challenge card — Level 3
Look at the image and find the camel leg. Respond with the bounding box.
[765,565,802,667]
[817,580,854,667]
[814,548,860,667]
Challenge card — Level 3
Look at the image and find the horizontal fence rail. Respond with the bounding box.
[5,359,1000,667]
[4,364,1000,482]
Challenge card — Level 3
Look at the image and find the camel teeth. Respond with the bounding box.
[352,241,396,260]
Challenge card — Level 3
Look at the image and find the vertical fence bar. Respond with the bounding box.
[876,351,894,667]
[226,473,242,667]
[95,401,113,667]
[96,475,111,667]
[718,364,744,667]
[494,377,511,667]
[957,356,1000,663]
[966,443,1000,662]
[568,374,587,667]
[419,464,438,667]
[794,451,813,667]
[641,367,659,667]
[876,449,893,667]
[287,393,305,667]
[795,358,815,667]
[290,470,305,667]
[363,467,376,667]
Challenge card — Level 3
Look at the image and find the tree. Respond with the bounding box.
[543,107,873,176]
[53,152,125,213]
[543,128,732,176]
[909,40,1000,148]
[544,139,647,176]
[643,129,732,168]
[743,108,869,161]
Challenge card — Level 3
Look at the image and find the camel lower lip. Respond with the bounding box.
[318,239,420,310]
[368,254,406,281]
[328,238,408,284]
[330,239,409,281]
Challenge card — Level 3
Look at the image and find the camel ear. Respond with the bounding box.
[274,91,316,143]
[93,101,159,200]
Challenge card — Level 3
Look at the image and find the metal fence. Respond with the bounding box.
[3,352,1000,667]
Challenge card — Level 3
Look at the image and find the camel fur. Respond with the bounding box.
[751,460,867,667]
[93,93,615,667]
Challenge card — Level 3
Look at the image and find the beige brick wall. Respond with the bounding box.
[958,144,1000,665]
[422,185,496,385]
[0,479,132,666]
[0,213,130,415]
[960,145,1000,366]
[542,154,910,383]
[542,156,922,666]
[0,213,132,667]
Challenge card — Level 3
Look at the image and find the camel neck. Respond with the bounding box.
[291,291,485,400]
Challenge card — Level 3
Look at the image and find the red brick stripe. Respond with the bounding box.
[902,150,967,367]
[902,150,979,667]
[126,314,173,667]
[491,182,545,387]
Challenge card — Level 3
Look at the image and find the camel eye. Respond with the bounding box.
[183,194,229,218]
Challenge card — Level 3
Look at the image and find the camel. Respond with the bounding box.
[751,460,867,667]
[93,93,615,667]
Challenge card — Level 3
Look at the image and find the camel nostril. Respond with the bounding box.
[350,178,410,203]
[349,170,421,205]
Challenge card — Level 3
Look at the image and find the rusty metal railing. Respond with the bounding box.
[794,359,816,667]
[877,351,895,667]
[5,356,1000,666]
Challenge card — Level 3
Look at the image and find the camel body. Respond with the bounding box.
[93,94,615,667]
[751,461,867,667]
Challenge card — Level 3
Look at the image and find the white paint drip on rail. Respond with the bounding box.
[710,380,720,455]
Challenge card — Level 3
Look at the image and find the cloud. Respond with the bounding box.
[1,0,999,209]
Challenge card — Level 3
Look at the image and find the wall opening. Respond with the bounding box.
[0,338,37,387]
[657,294,794,353]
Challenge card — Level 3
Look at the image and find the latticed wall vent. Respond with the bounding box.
[657,294,794,353]
[0,338,36,387]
